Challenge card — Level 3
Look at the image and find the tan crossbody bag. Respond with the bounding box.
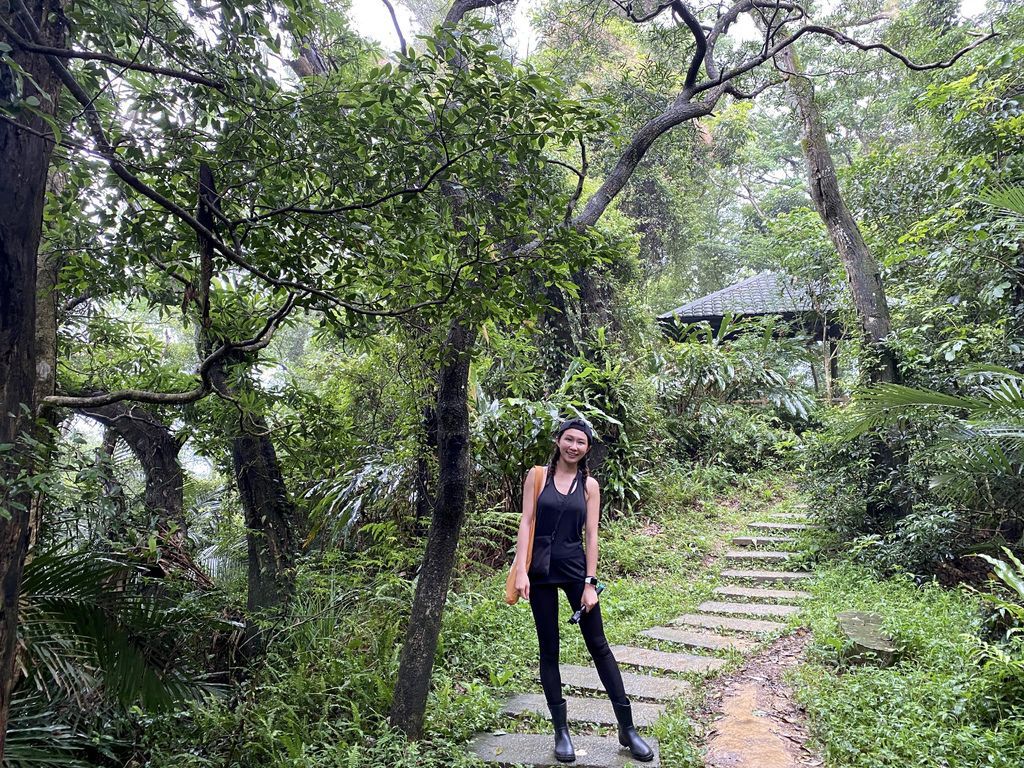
[504,466,545,605]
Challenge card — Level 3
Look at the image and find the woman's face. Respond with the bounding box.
[557,428,590,463]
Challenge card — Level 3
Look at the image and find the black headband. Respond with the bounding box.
[556,418,594,444]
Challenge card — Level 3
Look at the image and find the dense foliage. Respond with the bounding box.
[1,0,1022,765]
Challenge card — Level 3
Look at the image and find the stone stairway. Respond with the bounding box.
[468,507,812,767]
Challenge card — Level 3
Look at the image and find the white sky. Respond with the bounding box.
[349,0,539,56]
[348,0,992,51]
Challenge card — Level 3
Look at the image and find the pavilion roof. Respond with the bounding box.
[657,271,816,324]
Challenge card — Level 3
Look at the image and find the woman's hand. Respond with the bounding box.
[515,570,530,602]
[582,583,599,613]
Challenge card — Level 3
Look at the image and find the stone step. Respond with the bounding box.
[714,585,812,601]
[732,536,796,548]
[749,522,808,532]
[697,600,801,619]
[558,663,689,701]
[470,733,661,767]
[670,613,787,634]
[720,569,811,584]
[610,644,728,674]
[640,626,756,653]
[502,692,664,727]
[725,550,792,563]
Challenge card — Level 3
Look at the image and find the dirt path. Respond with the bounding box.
[702,632,822,768]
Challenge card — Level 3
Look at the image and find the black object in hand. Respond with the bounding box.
[569,583,604,624]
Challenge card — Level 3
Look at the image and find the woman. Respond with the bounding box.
[512,418,654,763]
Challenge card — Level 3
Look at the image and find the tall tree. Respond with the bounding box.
[0,0,66,754]
[776,42,898,384]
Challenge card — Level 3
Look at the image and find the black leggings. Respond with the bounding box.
[529,581,629,707]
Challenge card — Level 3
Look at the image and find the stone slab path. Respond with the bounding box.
[671,613,788,634]
[698,601,801,618]
[713,585,811,601]
[503,693,665,727]
[725,550,792,562]
[611,645,728,674]
[470,733,662,767]
[469,500,814,767]
[641,626,756,653]
[720,568,812,583]
[559,663,691,701]
[749,522,808,532]
[732,536,796,547]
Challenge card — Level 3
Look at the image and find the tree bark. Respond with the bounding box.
[27,168,66,552]
[778,45,898,385]
[79,402,186,533]
[193,167,297,652]
[389,319,475,739]
[0,0,65,757]
[778,42,908,525]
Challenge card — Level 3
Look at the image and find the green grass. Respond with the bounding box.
[794,561,1024,768]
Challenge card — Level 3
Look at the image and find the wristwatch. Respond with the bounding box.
[584,576,599,587]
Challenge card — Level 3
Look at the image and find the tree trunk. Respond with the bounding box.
[778,45,898,385]
[779,43,907,525]
[0,1,65,757]
[80,402,186,532]
[27,171,65,553]
[414,403,437,530]
[193,167,296,651]
[233,422,297,618]
[389,319,475,739]
[539,283,581,391]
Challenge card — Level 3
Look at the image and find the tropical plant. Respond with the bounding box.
[849,367,1024,515]
[6,548,233,764]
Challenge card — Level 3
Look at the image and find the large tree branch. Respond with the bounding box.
[0,15,224,88]
[696,19,994,95]
[380,0,408,53]
[444,0,507,26]
[671,1,706,89]
[572,99,715,228]
[608,0,676,23]
[42,293,299,408]
[705,0,807,81]
[788,24,996,73]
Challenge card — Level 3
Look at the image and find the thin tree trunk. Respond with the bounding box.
[27,174,64,552]
[0,1,65,757]
[193,166,297,651]
[778,45,898,385]
[414,403,437,530]
[389,319,475,739]
[823,339,834,401]
[539,283,580,391]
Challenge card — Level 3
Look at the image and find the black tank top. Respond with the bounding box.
[530,469,587,585]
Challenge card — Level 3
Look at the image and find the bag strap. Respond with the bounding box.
[524,466,545,568]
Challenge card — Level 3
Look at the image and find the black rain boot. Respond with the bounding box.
[612,701,654,762]
[548,699,575,763]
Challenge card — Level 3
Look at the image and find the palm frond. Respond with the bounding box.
[978,184,1024,221]
[3,692,97,768]
[19,549,223,712]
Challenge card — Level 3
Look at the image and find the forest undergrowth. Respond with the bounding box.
[138,470,1024,768]
[139,465,779,768]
